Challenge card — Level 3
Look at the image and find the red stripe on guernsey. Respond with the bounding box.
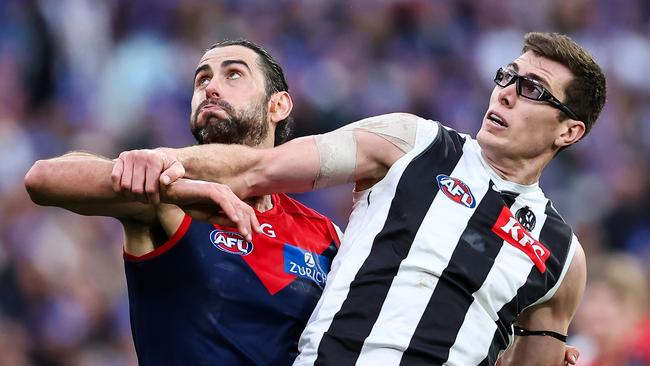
[123,215,192,262]
[240,228,289,295]
[492,206,550,273]
[235,195,336,295]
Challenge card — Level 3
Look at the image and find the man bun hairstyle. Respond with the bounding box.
[210,39,294,146]
[522,32,606,138]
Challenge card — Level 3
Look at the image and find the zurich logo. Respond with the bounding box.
[209,230,254,256]
[436,174,476,208]
[304,252,316,268]
[284,244,331,288]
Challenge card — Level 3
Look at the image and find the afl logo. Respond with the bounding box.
[436,174,476,208]
[209,230,254,256]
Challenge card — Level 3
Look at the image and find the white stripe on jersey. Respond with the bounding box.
[295,122,576,366]
[294,118,440,366]
[444,151,556,365]
[355,130,491,366]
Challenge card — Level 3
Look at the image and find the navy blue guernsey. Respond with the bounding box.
[124,194,340,366]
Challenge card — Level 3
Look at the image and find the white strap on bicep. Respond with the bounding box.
[313,113,420,189]
[313,130,357,189]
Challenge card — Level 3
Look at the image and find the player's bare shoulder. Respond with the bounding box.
[340,112,428,154]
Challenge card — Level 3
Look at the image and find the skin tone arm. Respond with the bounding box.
[498,244,586,366]
[112,128,407,203]
[25,152,260,239]
[25,152,156,221]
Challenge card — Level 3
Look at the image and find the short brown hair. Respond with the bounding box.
[523,32,606,138]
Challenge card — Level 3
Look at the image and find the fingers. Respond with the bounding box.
[111,149,184,204]
[207,185,261,241]
[565,346,579,365]
[145,162,161,205]
[131,156,148,203]
[250,208,261,234]
[170,180,260,242]
[111,157,124,193]
[160,160,185,187]
[120,152,135,200]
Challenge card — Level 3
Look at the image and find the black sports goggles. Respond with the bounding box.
[494,67,579,121]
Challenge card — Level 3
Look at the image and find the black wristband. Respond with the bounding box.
[513,325,567,342]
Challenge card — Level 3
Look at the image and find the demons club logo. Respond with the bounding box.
[436,174,476,208]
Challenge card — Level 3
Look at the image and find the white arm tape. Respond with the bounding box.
[313,113,420,189]
[313,130,357,190]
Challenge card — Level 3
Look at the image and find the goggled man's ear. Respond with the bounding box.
[556,119,585,147]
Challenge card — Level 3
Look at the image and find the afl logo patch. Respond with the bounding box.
[516,206,536,231]
[436,174,476,208]
[209,230,253,256]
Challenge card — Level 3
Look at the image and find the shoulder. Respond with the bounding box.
[342,113,440,141]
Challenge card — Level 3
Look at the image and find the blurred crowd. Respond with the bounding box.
[0,0,649,365]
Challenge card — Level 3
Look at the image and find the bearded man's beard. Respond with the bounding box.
[191,97,269,146]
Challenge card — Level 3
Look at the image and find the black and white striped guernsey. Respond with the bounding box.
[294,117,578,366]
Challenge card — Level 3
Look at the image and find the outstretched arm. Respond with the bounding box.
[25,152,156,222]
[25,152,260,238]
[113,113,423,202]
[499,244,587,366]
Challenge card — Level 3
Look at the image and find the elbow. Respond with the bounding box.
[24,160,50,205]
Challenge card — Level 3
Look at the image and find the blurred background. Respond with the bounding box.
[1,0,649,365]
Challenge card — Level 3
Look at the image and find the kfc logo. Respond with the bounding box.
[492,206,550,273]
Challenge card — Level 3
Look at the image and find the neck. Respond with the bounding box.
[245,195,274,212]
[245,132,276,212]
[480,150,550,185]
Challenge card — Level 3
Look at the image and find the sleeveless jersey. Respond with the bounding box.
[294,119,577,366]
[124,193,340,366]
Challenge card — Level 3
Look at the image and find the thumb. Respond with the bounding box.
[567,347,579,364]
[160,160,185,186]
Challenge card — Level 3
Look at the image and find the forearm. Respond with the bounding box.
[168,144,260,193]
[168,138,321,198]
[159,114,412,199]
[25,152,153,220]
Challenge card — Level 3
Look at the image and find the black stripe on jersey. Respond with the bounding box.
[499,190,519,207]
[480,200,573,366]
[314,126,466,366]
[398,182,509,366]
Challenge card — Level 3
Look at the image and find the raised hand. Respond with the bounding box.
[161,178,260,241]
[112,148,185,205]
[496,343,579,366]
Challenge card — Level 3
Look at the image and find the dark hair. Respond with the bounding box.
[209,39,294,146]
[522,32,606,139]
